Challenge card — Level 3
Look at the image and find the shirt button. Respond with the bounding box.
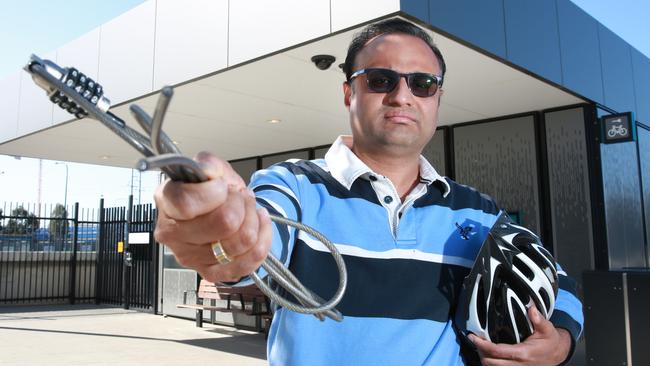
[369,175,377,181]
[384,196,393,204]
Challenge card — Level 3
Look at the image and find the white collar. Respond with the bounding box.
[323,135,450,197]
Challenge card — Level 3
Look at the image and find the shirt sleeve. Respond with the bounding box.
[246,162,303,282]
[550,263,584,362]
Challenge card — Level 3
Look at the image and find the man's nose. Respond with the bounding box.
[385,76,413,105]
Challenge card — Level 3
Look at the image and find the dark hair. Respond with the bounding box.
[343,19,446,82]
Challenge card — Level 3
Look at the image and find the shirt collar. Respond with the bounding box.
[324,135,451,197]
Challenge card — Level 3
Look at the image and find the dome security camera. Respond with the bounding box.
[311,55,336,70]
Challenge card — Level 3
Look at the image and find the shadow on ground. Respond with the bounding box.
[0,305,267,361]
[179,333,267,359]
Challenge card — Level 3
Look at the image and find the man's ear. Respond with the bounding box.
[437,88,444,106]
[343,81,352,108]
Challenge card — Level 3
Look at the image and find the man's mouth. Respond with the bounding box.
[384,111,416,123]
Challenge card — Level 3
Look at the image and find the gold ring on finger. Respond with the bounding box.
[211,242,232,264]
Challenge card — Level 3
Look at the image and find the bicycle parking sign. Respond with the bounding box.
[601,112,636,144]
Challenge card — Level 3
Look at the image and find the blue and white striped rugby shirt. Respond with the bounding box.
[249,136,583,366]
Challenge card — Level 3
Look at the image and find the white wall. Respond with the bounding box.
[331,0,400,32]
[228,0,330,65]
[98,1,157,105]
[153,0,229,88]
[1,0,399,143]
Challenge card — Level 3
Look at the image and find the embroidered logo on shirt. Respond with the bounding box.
[455,222,473,240]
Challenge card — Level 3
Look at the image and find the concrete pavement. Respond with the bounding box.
[0,304,267,366]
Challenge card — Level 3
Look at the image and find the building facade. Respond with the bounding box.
[1,1,649,365]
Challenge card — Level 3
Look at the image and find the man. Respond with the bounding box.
[155,19,583,365]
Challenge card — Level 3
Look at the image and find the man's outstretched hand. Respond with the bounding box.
[154,151,273,283]
[469,305,571,366]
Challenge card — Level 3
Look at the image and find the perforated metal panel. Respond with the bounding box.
[422,129,446,176]
[544,107,594,279]
[638,127,650,267]
[453,115,540,233]
[600,141,646,269]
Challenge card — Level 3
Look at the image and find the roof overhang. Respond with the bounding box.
[0,17,584,168]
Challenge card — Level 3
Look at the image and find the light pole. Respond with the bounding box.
[55,162,69,210]
[55,162,69,249]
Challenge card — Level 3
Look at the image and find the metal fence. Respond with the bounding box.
[95,203,125,306]
[127,202,158,310]
[0,202,99,304]
[0,198,158,309]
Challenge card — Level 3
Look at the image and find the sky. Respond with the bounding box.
[0,0,151,211]
[0,0,649,213]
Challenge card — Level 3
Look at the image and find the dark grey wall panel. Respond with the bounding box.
[639,127,650,266]
[314,147,329,159]
[598,25,636,114]
[556,0,604,104]
[631,49,650,125]
[584,271,650,365]
[453,116,540,233]
[583,271,627,366]
[425,0,506,58]
[600,141,645,269]
[503,0,563,85]
[231,158,258,185]
[628,272,650,365]
[544,108,594,280]
[262,150,309,169]
[422,128,446,176]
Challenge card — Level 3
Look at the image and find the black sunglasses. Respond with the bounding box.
[349,68,443,98]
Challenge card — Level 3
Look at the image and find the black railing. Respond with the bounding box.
[127,201,158,311]
[96,203,126,306]
[0,202,99,304]
[0,198,158,309]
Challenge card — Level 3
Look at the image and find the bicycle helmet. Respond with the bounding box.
[454,212,559,344]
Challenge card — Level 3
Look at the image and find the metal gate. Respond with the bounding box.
[0,202,99,305]
[96,197,158,311]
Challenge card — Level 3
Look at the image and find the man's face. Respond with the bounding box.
[344,33,443,156]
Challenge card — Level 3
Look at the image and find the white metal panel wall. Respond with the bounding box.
[98,0,156,104]
[17,52,55,136]
[228,0,330,66]
[2,0,403,144]
[0,72,21,142]
[330,0,399,32]
[52,28,102,124]
[153,0,229,88]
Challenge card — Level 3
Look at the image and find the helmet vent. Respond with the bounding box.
[538,288,550,314]
[477,276,487,329]
[511,297,532,342]
[513,256,534,281]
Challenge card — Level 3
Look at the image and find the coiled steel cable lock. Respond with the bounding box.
[24,54,347,321]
